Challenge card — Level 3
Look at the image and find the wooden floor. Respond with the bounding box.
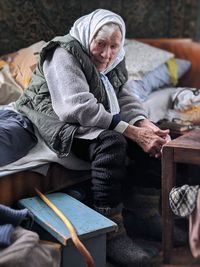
[152,247,200,267]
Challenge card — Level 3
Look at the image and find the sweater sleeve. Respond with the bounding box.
[43,46,114,129]
[117,82,147,124]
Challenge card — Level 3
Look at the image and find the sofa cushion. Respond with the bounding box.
[126,58,191,101]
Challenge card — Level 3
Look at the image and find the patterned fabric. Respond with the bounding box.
[0,1,198,56]
[124,39,174,80]
[0,227,61,267]
[169,184,199,217]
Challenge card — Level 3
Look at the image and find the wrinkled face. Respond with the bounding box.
[89,25,122,72]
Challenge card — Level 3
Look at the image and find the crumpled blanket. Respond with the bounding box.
[165,87,200,124]
[0,226,61,267]
[172,87,200,111]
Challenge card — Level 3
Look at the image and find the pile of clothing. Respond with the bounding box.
[0,204,61,267]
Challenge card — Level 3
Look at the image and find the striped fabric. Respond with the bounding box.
[0,205,33,247]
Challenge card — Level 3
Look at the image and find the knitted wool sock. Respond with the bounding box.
[123,187,188,246]
[90,131,127,207]
[95,205,151,267]
[0,205,33,227]
[123,187,162,241]
[0,224,14,247]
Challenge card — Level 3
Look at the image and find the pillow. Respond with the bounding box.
[1,40,46,89]
[124,39,174,80]
[126,58,191,101]
[167,87,200,124]
[172,87,200,111]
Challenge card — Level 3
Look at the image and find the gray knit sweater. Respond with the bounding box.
[43,47,146,140]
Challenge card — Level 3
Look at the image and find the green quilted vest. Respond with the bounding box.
[16,34,128,157]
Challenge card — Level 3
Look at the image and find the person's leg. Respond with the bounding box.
[126,140,162,188]
[72,130,150,266]
[124,141,187,247]
[72,130,127,210]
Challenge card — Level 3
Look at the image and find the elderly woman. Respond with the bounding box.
[16,9,170,266]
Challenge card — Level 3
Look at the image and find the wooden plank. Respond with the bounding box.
[166,129,200,150]
[162,146,176,264]
[0,163,91,206]
[161,129,200,265]
[174,148,200,165]
[0,171,46,206]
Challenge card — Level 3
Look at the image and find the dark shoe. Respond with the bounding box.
[123,186,188,247]
[94,204,152,266]
[107,234,151,267]
[106,211,126,240]
[124,208,188,247]
[106,211,151,267]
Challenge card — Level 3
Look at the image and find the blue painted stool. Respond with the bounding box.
[19,192,116,267]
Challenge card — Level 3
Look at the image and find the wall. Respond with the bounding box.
[0,0,199,55]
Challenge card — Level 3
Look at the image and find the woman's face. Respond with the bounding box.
[89,27,122,72]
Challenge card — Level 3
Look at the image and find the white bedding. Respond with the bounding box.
[0,103,90,177]
[1,86,193,177]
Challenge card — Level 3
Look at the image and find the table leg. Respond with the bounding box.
[162,146,176,263]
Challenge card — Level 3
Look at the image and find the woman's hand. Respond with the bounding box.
[123,119,171,158]
[135,119,171,144]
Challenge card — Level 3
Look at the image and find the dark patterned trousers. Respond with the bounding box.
[72,130,161,208]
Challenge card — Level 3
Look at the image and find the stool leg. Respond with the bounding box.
[162,146,176,264]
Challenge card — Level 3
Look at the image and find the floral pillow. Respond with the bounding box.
[0,41,46,105]
[124,39,174,80]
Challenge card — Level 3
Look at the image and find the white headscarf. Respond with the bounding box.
[70,9,126,114]
[69,9,126,74]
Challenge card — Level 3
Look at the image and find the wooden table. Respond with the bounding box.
[162,129,200,264]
